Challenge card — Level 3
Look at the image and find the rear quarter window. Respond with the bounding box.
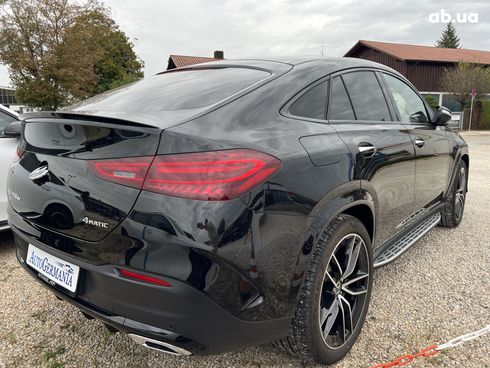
[68,68,271,112]
[289,81,328,120]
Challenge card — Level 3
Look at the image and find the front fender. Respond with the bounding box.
[445,133,469,198]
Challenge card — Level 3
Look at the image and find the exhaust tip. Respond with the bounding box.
[128,333,192,356]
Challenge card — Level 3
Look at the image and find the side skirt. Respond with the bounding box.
[373,210,442,268]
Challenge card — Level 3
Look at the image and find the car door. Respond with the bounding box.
[328,70,416,248]
[381,73,452,215]
[0,109,20,224]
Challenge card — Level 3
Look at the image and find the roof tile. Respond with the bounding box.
[346,40,490,64]
[169,55,223,68]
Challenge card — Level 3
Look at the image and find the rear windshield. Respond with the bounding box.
[68,68,271,112]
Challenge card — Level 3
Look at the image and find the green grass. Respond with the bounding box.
[43,345,66,368]
[31,310,48,323]
[45,361,64,368]
[1,331,17,344]
[101,327,114,343]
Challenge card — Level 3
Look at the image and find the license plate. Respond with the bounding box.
[26,244,80,293]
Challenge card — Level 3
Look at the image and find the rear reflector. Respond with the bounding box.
[118,268,171,287]
[89,149,281,201]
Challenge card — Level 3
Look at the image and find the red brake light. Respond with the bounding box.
[143,149,281,200]
[89,156,154,189]
[89,149,281,201]
[13,146,25,162]
[118,268,171,287]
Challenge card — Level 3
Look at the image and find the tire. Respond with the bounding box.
[276,214,373,364]
[441,160,467,228]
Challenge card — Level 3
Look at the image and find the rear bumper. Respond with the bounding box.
[12,225,290,354]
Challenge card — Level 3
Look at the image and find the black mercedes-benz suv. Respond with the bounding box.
[7,57,468,364]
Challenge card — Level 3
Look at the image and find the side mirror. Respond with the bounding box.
[4,121,22,137]
[409,111,429,124]
[433,106,452,126]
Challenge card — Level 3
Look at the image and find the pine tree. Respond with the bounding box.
[436,23,461,48]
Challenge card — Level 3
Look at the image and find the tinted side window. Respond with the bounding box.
[383,74,429,123]
[329,77,355,120]
[342,71,391,121]
[289,81,328,120]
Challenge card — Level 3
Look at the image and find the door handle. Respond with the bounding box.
[358,143,376,157]
[414,137,425,148]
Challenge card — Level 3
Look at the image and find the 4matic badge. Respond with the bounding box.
[7,188,21,201]
[82,216,109,229]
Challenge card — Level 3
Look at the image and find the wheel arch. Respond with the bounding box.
[461,153,469,170]
[341,204,374,243]
[289,184,376,300]
[311,188,376,243]
[446,149,470,198]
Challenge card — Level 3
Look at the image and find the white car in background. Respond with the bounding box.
[0,104,20,231]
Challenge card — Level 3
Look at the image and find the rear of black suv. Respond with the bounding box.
[8,58,469,364]
[7,63,300,355]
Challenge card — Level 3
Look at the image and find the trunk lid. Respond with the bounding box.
[8,116,160,242]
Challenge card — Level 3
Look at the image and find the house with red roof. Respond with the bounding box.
[166,51,224,70]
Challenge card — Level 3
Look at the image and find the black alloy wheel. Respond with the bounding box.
[277,214,373,364]
[319,233,370,349]
[441,160,467,228]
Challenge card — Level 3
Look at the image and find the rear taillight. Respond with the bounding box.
[89,149,281,201]
[143,149,281,200]
[13,146,25,162]
[89,157,154,189]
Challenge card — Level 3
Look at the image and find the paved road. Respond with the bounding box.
[0,132,489,367]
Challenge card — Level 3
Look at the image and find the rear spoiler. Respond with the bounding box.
[19,111,159,129]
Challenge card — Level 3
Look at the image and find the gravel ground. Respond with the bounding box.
[0,132,489,368]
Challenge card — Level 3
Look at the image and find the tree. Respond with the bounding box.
[70,7,144,96]
[92,29,144,94]
[424,95,439,109]
[0,0,144,110]
[440,62,490,108]
[436,23,461,48]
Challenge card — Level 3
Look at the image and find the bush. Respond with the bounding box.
[480,100,490,130]
[424,95,439,109]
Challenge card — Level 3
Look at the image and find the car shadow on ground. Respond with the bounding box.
[0,230,14,254]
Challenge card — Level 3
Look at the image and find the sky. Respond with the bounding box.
[1,0,489,86]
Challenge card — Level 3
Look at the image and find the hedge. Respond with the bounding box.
[480,99,490,130]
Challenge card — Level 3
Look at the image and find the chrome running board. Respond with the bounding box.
[374,213,441,268]
[128,333,192,356]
